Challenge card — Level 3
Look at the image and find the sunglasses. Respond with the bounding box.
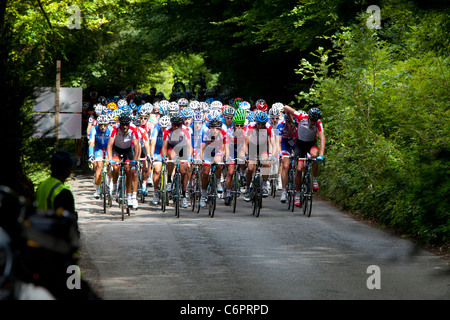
[256,122,266,126]
[234,124,244,128]
[271,117,279,120]
[140,117,148,120]
[225,116,233,120]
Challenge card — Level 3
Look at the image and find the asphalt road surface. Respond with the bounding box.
[72,170,449,300]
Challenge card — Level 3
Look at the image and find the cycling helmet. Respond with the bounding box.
[159,100,170,108]
[233,113,246,125]
[308,107,322,121]
[170,114,184,125]
[178,98,189,106]
[205,97,214,105]
[193,111,204,122]
[159,115,171,128]
[107,112,116,123]
[159,105,169,116]
[239,101,251,111]
[107,102,118,110]
[269,107,281,118]
[247,111,255,122]
[256,101,269,112]
[254,110,269,123]
[121,104,132,114]
[132,116,140,126]
[223,105,235,117]
[94,104,104,115]
[119,112,132,125]
[117,99,127,108]
[231,97,244,108]
[138,108,150,118]
[208,110,221,121]
[235,107,247,117]
[181,107,194,118]
[168,101,179,113]
[189,100,201,110]
[272,102,284,113]
[97,115,109,125]
[209,118,223,128]
[201,102,209,113]
[210,100,223,110]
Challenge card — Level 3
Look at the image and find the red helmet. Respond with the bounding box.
[256,101,268,112]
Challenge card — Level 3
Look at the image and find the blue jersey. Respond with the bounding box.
[89,125,112,150]
[277,122,297,152]
[150,123,165,155]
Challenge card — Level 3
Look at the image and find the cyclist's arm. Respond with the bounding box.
[318,130,325,157]
[107,136,114,161]
[133,139,140,161]
[283,105,296,116]
[149,138,155,158]
[161,139,168,158]
[200,142,206,160]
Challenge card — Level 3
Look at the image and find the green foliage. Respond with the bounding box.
[297,3,450,246]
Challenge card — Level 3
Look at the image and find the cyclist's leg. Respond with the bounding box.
[309,143,320,190]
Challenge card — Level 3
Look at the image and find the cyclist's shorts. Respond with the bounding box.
[280,141,295,157]
[294,140,318,160]
[203,150,224,167]
[112,145,134,163]
[248,142,269,161]
[167,142,188,160]
[94,146,107,161]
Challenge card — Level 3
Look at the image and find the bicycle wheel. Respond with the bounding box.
[173,174,181,218]
[232,173,239,213]
[304,172,313,217]
[120,176,126,221]
[194,174,201,214]
[208,176,216,217]
[251,176,261,217]
[288,172,295,212]
[189,172,196,211]
[102,172,107,213]
[160,170,166,212]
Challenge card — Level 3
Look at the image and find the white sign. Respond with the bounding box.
[33,87,82,113]
[33,113,82,139]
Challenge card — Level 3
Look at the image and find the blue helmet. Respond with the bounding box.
[254,110,269,123]
[246,111,255,122]
[181,107,194,118]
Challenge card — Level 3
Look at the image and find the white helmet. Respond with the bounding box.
[178,98,189,106]
[159,100,170,108]
[168,101,179,112]
[97,115,109,125]
[117,99,127,108]
[159,115,171,128]
[189,100,201,110]
[269,107,281,118]
[239,101,251,111]
[210,100,223,110]
[95,104,104,115]
[200,102,209,113]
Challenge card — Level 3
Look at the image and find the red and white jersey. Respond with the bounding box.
[245,122,274,145]
[141,122,154,140]
[137,126,149,147]
[292,111,323,142]
[110,123,139,149]
[163,125,191,147]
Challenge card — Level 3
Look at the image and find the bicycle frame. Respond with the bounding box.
[206,161,225,218]
[188,159,202,213]
[166,158,183,218]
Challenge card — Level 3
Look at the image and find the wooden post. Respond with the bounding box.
[55,60,61,147]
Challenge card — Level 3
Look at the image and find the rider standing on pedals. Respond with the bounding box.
[283,105,325,207]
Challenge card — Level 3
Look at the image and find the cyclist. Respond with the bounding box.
[243,110,276,201]
[277,117,298,203]
[199,117,229,207]
[191,111,207,160]
[107,112,140,209]
[149,115,171,205]
[224,111,247,206]
[284,105,325,206]
[88,115,112,199]
[134,114,151,198]
[161,114,193,208]
[168,101,179,115]
[178,98,189,110]
[222,105,235,129]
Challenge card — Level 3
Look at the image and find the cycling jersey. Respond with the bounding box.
[150,123,165,162]
[202,128,228,163]
[163,125,192,159]
[246,122,273,159]
[226,126,247,163]
[89,125,112,150]
[292,111,323,142]
[277,122,297,155]
[110,123,139,149]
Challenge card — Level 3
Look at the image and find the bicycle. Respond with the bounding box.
[100,159,112,214]
[282,155,298,212]
[248,158,267,218]
[136,161,145,204]
[159,161,169,212]
[205,160,225,218]
[114,155,136,221]
[188,159,202,214]
[166,157,183,218]
[229,158,245,213]
[297,156,325,217]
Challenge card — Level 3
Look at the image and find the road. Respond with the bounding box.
[72,170,449,300]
